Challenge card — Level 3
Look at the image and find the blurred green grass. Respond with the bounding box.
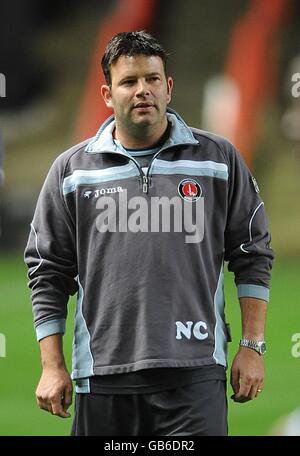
[0,254,299,435]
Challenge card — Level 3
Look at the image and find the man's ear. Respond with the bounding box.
[166,77,173,104]
[101,85,113,108]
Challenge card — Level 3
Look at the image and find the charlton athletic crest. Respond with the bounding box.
[178,178,202,202]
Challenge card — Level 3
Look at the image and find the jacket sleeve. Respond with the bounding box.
[224,143,274,302]
[24,156,78,341]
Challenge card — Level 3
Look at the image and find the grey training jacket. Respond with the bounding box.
[24,109,274,392]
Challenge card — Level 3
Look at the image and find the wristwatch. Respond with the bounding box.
[239,339,266,355]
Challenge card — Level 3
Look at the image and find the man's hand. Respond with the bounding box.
[36,366,73,418]
[230,346,264,403]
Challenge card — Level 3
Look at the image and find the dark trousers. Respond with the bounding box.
[71,380,228,436]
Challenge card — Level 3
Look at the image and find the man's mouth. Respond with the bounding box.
[133,103,155,109]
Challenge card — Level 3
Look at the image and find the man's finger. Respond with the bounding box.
[231,393,251,403]
[236,377,252,398]
[51,395,71,418]
[249,384,259,400]
[41,402,53,414]
[255,386,263,398]
[230,371,240,394]
[37,397,52,414]
[62,388,73,412]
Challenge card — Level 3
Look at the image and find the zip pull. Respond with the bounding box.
[142,175,148,193]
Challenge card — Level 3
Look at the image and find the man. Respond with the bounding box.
[24,31,274,436]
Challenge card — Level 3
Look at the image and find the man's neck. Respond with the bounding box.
[114,118,169,150]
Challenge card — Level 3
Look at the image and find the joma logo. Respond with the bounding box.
[175,321,208,340]
[84,186,124,199]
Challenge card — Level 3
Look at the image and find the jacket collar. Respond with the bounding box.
[85,108,198,154]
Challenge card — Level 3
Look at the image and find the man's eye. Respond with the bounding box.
[122,80,135,85]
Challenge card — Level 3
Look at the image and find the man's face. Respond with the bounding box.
[101,54,173,136]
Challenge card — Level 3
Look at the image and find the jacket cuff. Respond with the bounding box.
[237,284,269,302]
[36,318,66,341]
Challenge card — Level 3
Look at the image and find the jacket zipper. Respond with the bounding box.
[142,139,201,192]
[142,144,176,194]
[94,149,150,194]
[142,175,149,193]
[94,141,197,194]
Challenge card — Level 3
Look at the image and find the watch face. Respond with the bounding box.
[259,342,267,354]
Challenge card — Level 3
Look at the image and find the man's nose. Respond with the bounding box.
[135,79,150,96]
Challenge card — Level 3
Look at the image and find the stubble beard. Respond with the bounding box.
[128,104,168,140]
[127,108,160,140]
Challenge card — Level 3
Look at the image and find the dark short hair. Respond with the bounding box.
[101,31,168,85]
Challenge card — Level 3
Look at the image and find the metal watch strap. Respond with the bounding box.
[239,338,266,355]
